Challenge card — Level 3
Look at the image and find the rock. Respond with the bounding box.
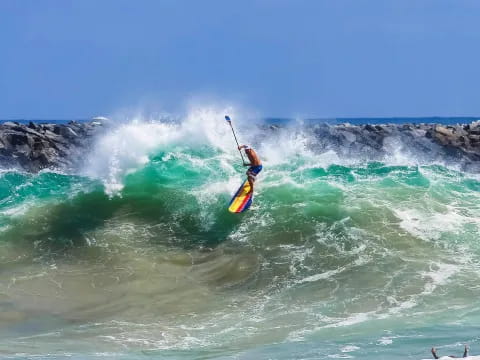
[2,121,19,127]
[471,120,480,129]
[435,126,453,137]
[44,130,68,145]
[0,121,103,172]
[28,122,40,131]
[41,124,55,132]
[469,134,480,142]
[53,125,62,135]
[6,132,29,147]
[60,127,78,138]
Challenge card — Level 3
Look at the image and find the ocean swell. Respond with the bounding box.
[1,111,480,359]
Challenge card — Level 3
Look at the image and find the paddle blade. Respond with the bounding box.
[225,115,231,122]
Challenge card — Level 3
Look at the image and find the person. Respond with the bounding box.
[238,145,262,194]
[431,345,469,359]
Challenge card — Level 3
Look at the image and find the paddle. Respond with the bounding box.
[225,115,246,165]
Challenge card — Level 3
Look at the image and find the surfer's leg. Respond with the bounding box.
[431,348,439,359]
[247,174,254,194]
[463,345,469,357]
[246,166,258,194]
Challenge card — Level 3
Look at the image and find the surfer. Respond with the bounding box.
[431,345,469,359]
[238,145,262,194]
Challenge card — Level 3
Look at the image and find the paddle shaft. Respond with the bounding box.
[226,119,246,165]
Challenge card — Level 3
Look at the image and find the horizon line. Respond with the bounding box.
[1,115,480,122]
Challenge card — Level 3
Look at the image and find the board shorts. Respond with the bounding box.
[247,165,263,180]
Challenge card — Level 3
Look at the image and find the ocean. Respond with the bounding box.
[0,110,480,359]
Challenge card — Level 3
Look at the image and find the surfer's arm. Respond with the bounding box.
[238,145,252,165]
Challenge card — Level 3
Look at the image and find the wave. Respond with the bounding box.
[1,108,480,357]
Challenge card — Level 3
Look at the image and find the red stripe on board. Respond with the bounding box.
[237,193,251,212]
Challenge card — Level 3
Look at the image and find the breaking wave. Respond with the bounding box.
[1,108,480,359]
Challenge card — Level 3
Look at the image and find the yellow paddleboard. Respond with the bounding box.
[228,179,253,213]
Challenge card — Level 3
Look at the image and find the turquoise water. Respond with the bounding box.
[1,114,480,359]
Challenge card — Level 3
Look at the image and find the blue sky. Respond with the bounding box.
[0,0,479,119]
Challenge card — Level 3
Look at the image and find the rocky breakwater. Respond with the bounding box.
[265,120,480,171]
[0,121,104,172]
[326,121,480,171]
[430,122,480,161]
[2,120,480,173]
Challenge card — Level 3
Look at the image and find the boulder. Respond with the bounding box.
[2,121,20,127]
[435,126,453,137]
[59,126,78,139]
[28,121,40,131]
[6,132,30,147]
[471,120,480,129]
[0,121,103,172]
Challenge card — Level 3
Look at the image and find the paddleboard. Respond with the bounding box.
[228,179,253,213]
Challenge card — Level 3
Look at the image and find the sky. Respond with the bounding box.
[0,0,479,119]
